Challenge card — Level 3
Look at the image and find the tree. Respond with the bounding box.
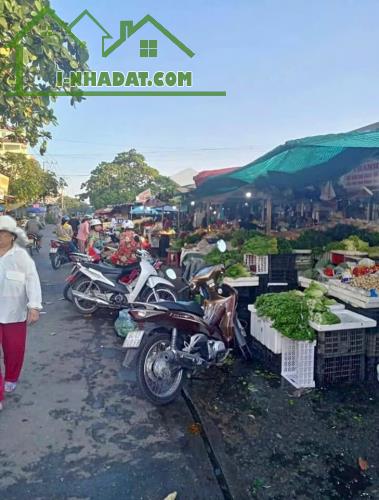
[81,149,178,209]
[63,195,89,214]
[0,152,59,203]
[0,0,89,152]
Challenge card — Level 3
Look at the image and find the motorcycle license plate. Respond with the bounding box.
[123,330,144,348]
[49,248,58,253]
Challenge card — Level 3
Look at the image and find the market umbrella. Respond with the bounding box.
[194,129,379,198]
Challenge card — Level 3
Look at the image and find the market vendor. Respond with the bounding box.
[110,221,140,266]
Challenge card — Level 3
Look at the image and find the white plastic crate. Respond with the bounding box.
[248,305,283,353]
[244,254,268,275]
[281,337,316,388]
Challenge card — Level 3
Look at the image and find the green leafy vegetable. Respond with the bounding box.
[225,263,251,278]
[255,292,315,341]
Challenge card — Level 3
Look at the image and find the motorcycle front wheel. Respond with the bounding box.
[72,277,101,315]
[50,253,62,270]
[63,282,73,302]
[140,286,177,303]
[137,332,183,405]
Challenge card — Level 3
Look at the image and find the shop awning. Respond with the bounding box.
[194,129,379,198]
[194,167,240,187]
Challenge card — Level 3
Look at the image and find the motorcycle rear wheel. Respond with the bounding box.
[137,332,183,405]
[72,277,101,315]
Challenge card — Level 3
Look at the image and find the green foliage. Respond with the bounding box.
[242,235,278,256]
[169,238,184,251]
[293,224,379,251]
[63,196,89,214]
[230,229,259,247]
[184,232,204,245]
[0,152,59,203]
[204,248,243,266]
[80,149,178,209]
[277,238,293,254]
[0,0,89,151]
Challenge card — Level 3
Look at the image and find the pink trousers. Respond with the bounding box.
[0,322,27,401]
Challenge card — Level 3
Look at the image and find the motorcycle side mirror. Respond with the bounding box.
[217,239,227,253]
[166,268,177,280]
[134,235,140,243]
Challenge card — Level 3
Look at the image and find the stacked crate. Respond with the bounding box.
[345,306,379,382]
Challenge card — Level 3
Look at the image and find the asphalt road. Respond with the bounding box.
[0,228,223,500]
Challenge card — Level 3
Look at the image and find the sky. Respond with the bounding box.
[32,0,379,196]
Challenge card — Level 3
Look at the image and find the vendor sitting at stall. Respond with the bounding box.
[110,220,141,266]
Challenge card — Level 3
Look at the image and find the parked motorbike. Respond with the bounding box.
[49,239,82,269]
[63,256,151,302]
[122,240,252,405]
[71,249,177,315]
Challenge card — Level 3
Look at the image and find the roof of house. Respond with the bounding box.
[170,168,198,187]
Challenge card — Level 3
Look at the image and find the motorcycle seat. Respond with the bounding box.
[85,261,140,277]
[158,301,204,317]
[85,262,120,275]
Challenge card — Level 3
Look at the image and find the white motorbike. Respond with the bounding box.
[71,250,177,314]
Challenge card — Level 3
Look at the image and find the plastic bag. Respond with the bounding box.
[114,310,136,338]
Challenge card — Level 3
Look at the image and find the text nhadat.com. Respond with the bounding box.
[56,71,193,88]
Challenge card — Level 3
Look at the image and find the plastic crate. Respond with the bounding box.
[281,337,316,388]
[269,253,297,271]
[250,336,282,374]
[344,305,379,357]
[248,305,283,353]
[244,254,268,275]
[269,268,298,283]
[317,329,366,357]
[316,354,365,386]
[366,333,379,357]
[366,356,379,382]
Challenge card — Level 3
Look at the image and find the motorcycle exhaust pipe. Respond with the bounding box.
[71,290,111,307]
[165,350,207,369]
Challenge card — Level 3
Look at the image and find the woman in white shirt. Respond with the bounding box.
[0,216,42,411]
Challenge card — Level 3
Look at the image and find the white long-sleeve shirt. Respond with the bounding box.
[0,245,42,324]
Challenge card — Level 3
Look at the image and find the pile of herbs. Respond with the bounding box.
[255,283,340,341]
[255,292,315,341]
[204,249,249,279]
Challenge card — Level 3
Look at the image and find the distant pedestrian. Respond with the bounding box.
[0,216,42,411]
[56,216,76,253]
[68,214,80,236]
[77,216,90,253]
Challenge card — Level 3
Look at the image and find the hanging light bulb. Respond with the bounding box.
[246,192,252,199]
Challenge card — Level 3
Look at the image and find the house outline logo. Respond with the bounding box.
[68,9,195,59]
[6,7,226,97]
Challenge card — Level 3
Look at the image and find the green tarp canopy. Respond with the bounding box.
[194,130,379,198]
